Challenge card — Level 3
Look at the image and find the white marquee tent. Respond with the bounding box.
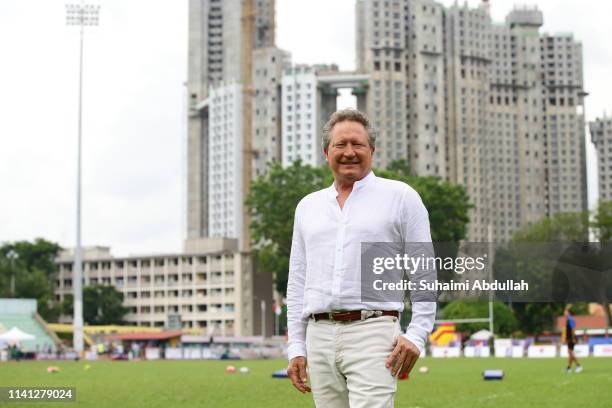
[0,327,35,343]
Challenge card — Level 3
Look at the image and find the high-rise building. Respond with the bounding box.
[355,0,410,169]
[281,65,322,167]
[356,0,588,241]
[486,8,547,241]
[444,3,495,241]
[281,64,370,167]
[252,47,291,177]
[207,83,243,241]
[539,31,588,217]
[187,0,287,247]
[591,115,612,202]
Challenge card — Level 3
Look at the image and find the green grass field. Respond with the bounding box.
[0,358,610,407]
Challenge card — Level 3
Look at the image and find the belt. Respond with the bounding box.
[311,310,399,322]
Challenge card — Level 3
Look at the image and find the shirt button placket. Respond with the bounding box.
[332,216,346,299]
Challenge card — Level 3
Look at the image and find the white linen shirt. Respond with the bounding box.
[286,171,437,360]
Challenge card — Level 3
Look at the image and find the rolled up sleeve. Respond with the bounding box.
[400,188,437,356]
[286,202,308,360]
[403,302,436,356]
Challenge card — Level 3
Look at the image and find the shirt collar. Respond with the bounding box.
[327,170,376,200]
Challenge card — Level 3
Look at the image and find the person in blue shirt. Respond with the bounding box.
[563,305,583,373]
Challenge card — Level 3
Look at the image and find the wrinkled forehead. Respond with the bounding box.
[329,120,369,143]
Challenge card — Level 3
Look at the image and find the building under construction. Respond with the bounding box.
[186,0,288,250]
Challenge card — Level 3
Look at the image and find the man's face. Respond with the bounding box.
[324,120,375,182]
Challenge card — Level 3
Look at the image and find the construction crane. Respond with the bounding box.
[241,0,255,252]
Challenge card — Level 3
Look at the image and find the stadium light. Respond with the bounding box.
[261,300,266,338]
[6,250,19,297]
[65,1,100,355]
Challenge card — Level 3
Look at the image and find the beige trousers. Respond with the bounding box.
[305,315,401,408]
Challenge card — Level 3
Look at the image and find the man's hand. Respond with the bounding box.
[287,356,311,393]
[386,336,420,378]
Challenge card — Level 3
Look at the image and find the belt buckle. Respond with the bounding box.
[361,310,383,320]
[361,310,381,320]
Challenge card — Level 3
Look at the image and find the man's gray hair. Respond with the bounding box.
[322,108,377,150]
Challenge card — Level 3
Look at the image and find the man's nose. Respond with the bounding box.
[343,144,356,157]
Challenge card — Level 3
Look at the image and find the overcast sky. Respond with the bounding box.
[0,0,609,256]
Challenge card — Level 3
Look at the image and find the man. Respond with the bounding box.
[286,109,436,407]
[563,305,583,373]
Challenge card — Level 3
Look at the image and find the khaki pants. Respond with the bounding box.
[306,315,401,408]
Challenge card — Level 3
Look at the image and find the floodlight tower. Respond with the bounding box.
[6,250,19,297]
[65,1,100,354]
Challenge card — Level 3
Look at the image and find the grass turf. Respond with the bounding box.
[0,357,610,407]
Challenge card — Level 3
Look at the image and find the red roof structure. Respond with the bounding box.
[107,330,182,341]
[555,315,608,331]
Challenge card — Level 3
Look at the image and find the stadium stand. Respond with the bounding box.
[0,299,61,352]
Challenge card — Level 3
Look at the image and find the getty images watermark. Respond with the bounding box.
[371,251,528,291]
[361,242,612,303]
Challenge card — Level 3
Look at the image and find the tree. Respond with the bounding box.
[442,300,518,337]
[512,212,590,242]
[376,164,472,243]
[62,285,128,325]
[6,239,62,273]
[592,200,612,326]
[246,160,332,295]
[508,303,584,337]
[0,239,62,321]
[245,159,471,296]
[386,159,412,176]
[593,200,612,242]
[508,303,565,336]
[501,211,604,335]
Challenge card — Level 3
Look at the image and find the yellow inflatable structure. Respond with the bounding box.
[429,323,457,346]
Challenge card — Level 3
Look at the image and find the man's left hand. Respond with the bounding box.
[386,336,420,377]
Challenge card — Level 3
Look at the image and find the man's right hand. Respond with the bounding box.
[287,356,311,393]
